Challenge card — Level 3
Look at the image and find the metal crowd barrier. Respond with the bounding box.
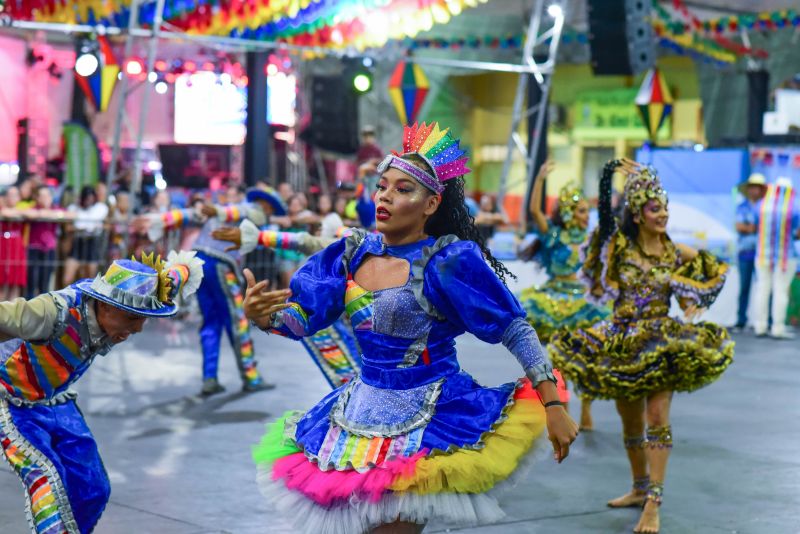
[0,214,281,299]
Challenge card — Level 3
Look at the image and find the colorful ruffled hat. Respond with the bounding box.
[246,186,287,216]
[377,122,470,194]
[77,251,205,317]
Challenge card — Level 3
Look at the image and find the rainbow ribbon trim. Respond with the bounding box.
[757,184,795,271]
[0,401,79,534]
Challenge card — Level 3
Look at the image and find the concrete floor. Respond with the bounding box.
[1,265,799,533]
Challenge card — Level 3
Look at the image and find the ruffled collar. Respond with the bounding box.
[360,233,437,261]
[85,299,110,347]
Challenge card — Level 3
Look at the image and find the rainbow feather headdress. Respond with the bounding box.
[377,122,470,194]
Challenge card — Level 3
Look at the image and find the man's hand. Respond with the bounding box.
[242,268,291,330]
[211,227,242,252]
[200,203,218,218]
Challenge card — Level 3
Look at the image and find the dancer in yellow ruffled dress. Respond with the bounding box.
[549,159,733,534]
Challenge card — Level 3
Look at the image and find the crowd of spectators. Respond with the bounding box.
[1,171,508,295]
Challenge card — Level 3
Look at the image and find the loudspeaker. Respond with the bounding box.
[747,70,769,143]
[308,75,359,154]
[587,0,655,75]
[244,51,269,185]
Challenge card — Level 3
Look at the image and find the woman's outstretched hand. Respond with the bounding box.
[536,159,556,180]
[613,157,642,176]
[546,405,580,463]
[683,303,706,322]
[242,268,292,330]
[211,226,242,252]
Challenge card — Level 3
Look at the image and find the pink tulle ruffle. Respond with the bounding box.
[272,451,426,507]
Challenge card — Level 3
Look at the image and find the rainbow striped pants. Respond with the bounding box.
[0,398,110,534]
[196,254,262,387]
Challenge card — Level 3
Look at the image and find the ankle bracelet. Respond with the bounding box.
[645,482,664,506]
[645,425,673,449]
[624,435,647,450]
[633,476,650,492]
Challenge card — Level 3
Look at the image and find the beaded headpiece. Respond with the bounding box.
[558,184,584,227]
[376,122,470,194]
[624,167,668,213]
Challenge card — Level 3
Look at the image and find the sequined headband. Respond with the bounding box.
[624,167,668,213]
[558,184,584,225]
[377,155,443,194]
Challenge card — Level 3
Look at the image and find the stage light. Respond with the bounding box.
[547,3,563,18]
[148,72,158,83]
[694,143,704,152]
[353,73,372,93]
[155,81,168,94]
[219,72,232,85]
[266,63,278,76]
[362,57,374,68]
[154,60,168,71]
[183,60,197,73]
[75,52,99,77]
[124,58,144,76]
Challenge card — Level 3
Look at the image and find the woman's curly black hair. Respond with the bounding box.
[400,154,516,284]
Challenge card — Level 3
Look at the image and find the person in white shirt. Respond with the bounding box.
[63,185,110,284]
[318,194,344,238]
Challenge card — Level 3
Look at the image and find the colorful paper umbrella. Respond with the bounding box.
[74,35,120,112]
[388,61,429,125]
[635,68,673,140]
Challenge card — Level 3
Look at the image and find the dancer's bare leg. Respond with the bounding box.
[62,258,80,285]
[371,521,425,534]
[580,397,594,431]
[608,397,648,508]
[634,391,672,534]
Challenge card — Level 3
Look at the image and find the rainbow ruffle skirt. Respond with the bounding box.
[253,374,546,534]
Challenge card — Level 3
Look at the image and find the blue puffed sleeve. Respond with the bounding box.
[423,240,556,386]
[270,237,347,340]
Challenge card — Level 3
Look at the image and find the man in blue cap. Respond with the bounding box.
[0,250,204,534]
[141,186,287,395]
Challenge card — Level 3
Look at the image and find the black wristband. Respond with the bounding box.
[544,400,563,408]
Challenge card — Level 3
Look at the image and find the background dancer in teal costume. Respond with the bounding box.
[518,160,610,430]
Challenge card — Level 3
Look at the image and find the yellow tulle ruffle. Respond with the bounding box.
[388,396,546,494]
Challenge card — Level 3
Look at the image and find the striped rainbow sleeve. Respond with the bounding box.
[160,208,196,230]
[216,203,248,224]
[270,303,310,340]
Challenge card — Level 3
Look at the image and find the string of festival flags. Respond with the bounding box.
[5,1,796,59]
[408,3,797,66]
[3,0,488,50]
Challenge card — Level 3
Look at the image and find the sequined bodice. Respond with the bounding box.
[539,227,586,279]
[613,239,678,321]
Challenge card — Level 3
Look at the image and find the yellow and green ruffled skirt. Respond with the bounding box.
[549,316,734,400]
[518,279,611,344]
